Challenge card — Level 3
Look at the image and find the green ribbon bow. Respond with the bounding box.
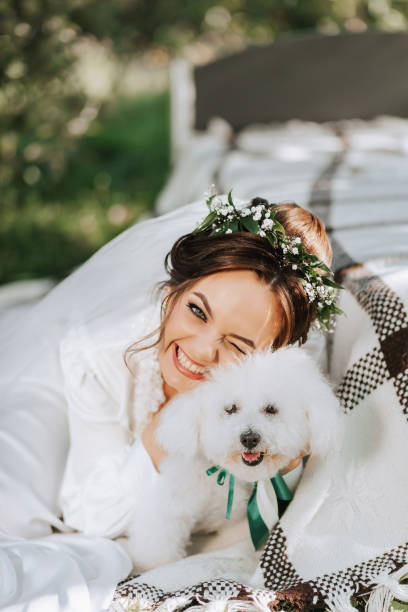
[206,465,236,519]
[206,465,293,550]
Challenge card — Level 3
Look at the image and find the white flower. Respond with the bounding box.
[227,214,234,220]
[261,218,274,230]
[292,264,297,270]
[292,247,298,254]
[265,211,270,218]
[258,229,266,237]
[318,302,323,308]
[253,212,262,221]
[225,229,233,234]
[240,208,251,217]
[220,207,229,216]
[210,197,223,212]
[295,237,301,244]
[204,184,217,199]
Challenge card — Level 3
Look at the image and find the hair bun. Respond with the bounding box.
[250,197,270,207]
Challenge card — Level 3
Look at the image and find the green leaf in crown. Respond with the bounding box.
[193,187,345,332]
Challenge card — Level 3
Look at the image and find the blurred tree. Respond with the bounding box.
[1,2,88,211]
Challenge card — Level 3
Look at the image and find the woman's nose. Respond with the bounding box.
[194,343,219,366]
[192,333,222,365]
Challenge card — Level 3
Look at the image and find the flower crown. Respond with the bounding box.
[193,188,344,332]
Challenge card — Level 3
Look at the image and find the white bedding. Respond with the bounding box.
[0,535,131,612]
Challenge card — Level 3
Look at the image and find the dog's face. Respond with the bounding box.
[156,346,342,482]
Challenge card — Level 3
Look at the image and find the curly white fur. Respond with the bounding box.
[125,346,342,572]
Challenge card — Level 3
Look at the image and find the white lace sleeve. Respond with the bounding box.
[58,325,159,539]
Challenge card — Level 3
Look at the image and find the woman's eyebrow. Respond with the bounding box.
[192,291,256,349]
[229,333,255,349]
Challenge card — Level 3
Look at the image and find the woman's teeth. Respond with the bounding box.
[176,346,206,375]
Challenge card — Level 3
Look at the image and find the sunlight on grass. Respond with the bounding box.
[1,91,170,284]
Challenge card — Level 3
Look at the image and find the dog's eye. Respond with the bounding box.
[225,403,238,415]
[264,404,278,415]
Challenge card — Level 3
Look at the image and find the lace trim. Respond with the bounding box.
[127,299,166,435]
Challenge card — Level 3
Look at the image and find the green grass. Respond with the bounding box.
[0,91,170,285]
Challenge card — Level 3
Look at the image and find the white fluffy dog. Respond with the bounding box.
[125,346,341,572]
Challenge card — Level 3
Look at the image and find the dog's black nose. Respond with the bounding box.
[240,430,261,449]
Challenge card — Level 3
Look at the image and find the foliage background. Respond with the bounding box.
[1,0,408,284]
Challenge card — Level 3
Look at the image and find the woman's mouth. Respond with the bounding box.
[241,451,264,466]
[173,344,207,380]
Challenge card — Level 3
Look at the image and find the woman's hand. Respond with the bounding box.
[141,404,168,474]
[280,446,310,475]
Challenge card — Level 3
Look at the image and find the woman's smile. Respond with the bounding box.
[172,344,207,380]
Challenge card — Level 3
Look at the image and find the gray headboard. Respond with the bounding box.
[194,30,408,130]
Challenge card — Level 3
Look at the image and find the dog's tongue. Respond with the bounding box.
[242,452,260,461]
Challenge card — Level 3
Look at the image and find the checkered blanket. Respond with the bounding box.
[110,256,408,611]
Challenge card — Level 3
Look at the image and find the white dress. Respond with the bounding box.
[57,298,166,538]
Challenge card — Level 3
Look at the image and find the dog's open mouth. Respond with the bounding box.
[241,451,264,466]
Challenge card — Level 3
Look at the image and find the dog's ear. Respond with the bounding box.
[302,359,344,460]
[155,393,199,458]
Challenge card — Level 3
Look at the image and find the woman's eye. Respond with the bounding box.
[229,342,247,355]
[187,303,246,354]
[225,403,238,415]
[187,302,207,322]
[264,404,278,415]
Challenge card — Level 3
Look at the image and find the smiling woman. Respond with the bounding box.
[124,197,333,474]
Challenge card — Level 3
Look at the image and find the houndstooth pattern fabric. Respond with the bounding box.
[335,346,389,412]
[111,577,258,610]
[395,370,408,414]
[346,273,408,341]
[308,541,408,606]
[260,524,302,590]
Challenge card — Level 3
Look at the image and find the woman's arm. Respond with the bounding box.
[59,326,160,539]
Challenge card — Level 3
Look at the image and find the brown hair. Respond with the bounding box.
[124,199,332,370]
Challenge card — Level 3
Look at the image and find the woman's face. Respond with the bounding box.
[158,270,284,400]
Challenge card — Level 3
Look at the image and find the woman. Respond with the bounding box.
[56,193,335,548]
[0,192,336,607]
